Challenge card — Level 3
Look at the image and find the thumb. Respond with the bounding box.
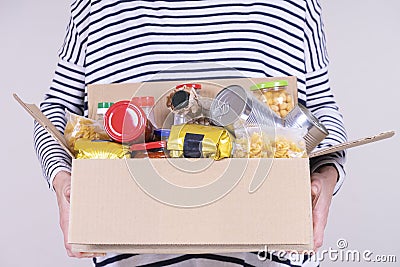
[311,184,319,196]
[63,186,71,204]
[311,179,322,208]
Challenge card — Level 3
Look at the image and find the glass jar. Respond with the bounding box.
[104,100,155,143]
[176,83,202,96]
[130,141,169,158]
[97,102,114,127]
[131,96,155,117]
[250,80,294,118]
[170,90,190,125]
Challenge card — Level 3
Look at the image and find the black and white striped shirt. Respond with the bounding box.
[34,0,347,266]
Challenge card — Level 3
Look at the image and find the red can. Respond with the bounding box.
[104,100,154,143]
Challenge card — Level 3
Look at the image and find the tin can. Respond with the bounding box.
[210,85,282,132]
[284,103,329,153]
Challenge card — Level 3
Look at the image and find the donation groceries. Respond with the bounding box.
[64,80,326,160]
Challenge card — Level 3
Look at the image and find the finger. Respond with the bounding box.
[312,196,328,251]
[312,211,326,251]
[66,246,106,258]
[81,252,106,258]
[64,187,71,204]
[311,180,322,209]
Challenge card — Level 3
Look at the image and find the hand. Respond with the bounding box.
[53,171,105,258]
[310,165,338,251]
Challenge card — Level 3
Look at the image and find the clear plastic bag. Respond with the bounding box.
[233,126,274,158]
[232,126,307,158]
[64,110,110,152]
[272,127,307,158]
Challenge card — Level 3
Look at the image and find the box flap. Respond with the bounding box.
[309,131,395,158]
[13,94,75,158]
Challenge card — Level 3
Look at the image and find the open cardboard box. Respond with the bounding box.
[14,77,394,254]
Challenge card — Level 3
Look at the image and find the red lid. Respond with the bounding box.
[130,141,167,151]
[104,100,147,143]
[131,96,155,107]
[176,83,202,90]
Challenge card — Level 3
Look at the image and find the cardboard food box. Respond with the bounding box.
[14,77,395,254]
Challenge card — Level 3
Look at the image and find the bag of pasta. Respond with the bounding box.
[272,127,307,158]
[233,126,307,158]
[233,126,274,158]
[64,110,110,152]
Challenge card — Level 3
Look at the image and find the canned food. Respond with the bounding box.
[284,103,329,153]
[210,85,282,132]
[250,80,294,118]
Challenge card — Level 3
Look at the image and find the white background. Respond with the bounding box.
[0,0,399,266]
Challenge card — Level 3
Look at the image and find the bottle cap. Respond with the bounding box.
[176,83,202,90]
[154,129,171,137]
[98,102,114,108]
[104,100,147,143]
[131,96,155,107]
[250,80,288,91]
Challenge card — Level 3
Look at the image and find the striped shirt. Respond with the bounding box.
[33,0,347,266]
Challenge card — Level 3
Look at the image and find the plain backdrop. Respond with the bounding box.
[1,0,399,266]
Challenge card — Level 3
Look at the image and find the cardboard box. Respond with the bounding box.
[14,76,395,254]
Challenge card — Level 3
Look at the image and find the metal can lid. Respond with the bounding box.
[104,100,147,143]
[176,83,202,90]
[154,128,171,137]
[210,85,251,127]
[250,80,288,91]
[297,104,329,135]
[130,141,167,151]
[131,96,155,107]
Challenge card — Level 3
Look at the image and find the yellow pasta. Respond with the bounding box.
[273,137,306,158]
[64,111,110,153]
[234,132,273,158]
[233,130,306,158]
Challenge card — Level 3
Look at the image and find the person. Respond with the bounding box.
[34,0,347,266]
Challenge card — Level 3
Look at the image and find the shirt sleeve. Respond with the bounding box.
[33,13,87,190]
[304,0,348,195]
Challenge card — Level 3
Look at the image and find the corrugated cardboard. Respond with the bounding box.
[13,94,74,158]
[69,158,312,253]
[308,131,395,158]
[14,76,395,254]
